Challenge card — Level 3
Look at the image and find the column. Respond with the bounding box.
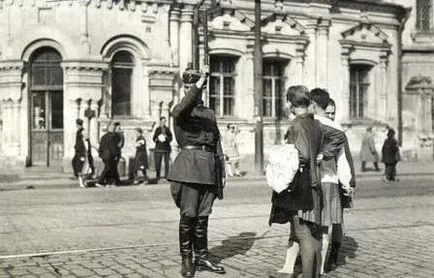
[169,6,181,66]
[316,19,329,88]
[294,43,306,85]
[179,5,194,74]
[0,61,24,162]
[11,99,21,155]
[244,43,255,119]
[379,57,388,121]
[304,18,317,89]
[62,61,108,171]
[339,45,351,122]
[89,99,99,156]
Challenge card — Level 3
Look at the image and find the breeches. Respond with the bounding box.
[172,182,217,218]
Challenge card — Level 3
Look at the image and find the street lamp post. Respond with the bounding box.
[254,0,264,174]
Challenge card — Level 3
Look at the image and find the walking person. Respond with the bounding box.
[153,116,173,182]
[129,127,149,184]
[309,89,352,275]
[223,124,241,177]
[381,128,400,181]
[324,98,356,272]
[167,67,226,278]
[96,123,118,187]
[360,126,380,172]
[72,119,86,187]
[269,85,326,278]
[112,122,124,186]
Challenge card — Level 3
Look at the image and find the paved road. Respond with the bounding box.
[1,175,434,277]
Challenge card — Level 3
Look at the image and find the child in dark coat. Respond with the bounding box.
[381,128,400,181]
[130,127,149,184]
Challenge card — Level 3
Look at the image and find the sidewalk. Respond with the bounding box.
[1,160,434,191]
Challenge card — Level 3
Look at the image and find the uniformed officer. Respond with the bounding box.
[72,119,86,187]
[167,66,226,278]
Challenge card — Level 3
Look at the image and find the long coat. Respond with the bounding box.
[133,135,148,170]
[360,132,379,162]
[381,137,400,164]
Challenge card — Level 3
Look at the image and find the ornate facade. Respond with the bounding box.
[0,0,408,173]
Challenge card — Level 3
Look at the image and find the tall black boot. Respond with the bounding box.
[179,216,196,278]
[374,162,380,171]
[326,241,341,272]
[194,216,226,274]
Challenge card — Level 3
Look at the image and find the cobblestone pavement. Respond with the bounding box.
[1,175,434,277]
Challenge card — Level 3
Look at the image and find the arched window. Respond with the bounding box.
[111,51,134,116]
[350,64,372,119]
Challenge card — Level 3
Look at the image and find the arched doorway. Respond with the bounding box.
[29,47,64,167]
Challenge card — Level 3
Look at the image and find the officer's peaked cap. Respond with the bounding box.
[76,119,84,125]
[182,68,201,84]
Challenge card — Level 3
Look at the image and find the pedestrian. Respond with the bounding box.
[324,98,356,272]
[309,89,352,274]
[381,128,400,181]
[72,119,86,187]
[96,123,119,187]
[129,127,149,184]
[167,67,226,278]
[153,116,173,182]
[112,121,124,186]
[223,124,241,177]
[360,126,380,172]
[269,85,324,278]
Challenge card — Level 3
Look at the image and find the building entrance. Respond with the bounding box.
[29,48,64,168]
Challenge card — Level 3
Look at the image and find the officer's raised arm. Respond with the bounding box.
[171,67,209,119]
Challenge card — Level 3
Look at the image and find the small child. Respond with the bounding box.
[130,127,149,184]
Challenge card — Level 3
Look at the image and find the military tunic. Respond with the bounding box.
[167,85,224,217]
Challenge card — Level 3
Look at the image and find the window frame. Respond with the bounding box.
[416,0,433,32]
[349,64,371,119]
[262,60,286,118]
[110,50,135,117]
[209,56,237,117]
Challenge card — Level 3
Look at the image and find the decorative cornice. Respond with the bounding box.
[61,61,109,71]
[339,39,391,50]
[209,5,254,29]
[261,13,306,35]
[0,61,24,72]
[342,22,388,42]
[406,76,433,89]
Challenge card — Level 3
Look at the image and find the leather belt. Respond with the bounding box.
[182,145,216,153]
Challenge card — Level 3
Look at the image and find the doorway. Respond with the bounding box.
[29,48,64,168]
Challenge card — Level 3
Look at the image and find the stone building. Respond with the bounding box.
[0,0,408,174]
[388,0,434,160]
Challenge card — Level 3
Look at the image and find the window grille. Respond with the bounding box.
[263,61,285,118]
[209,56,237,116]
[349,65,371,119]
[416,0,433,31]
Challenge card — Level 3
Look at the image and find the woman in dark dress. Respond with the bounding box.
[381,128,400,181]
[130,127,149,184]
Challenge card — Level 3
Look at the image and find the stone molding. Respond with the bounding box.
[61,60,109,72]
[405,76,433,92]
[209,5,254,29]
[0,60,24,72]
[148,64,177,90]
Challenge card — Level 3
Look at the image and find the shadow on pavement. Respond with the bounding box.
[209,232,258,264]
[338,236,359,266]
